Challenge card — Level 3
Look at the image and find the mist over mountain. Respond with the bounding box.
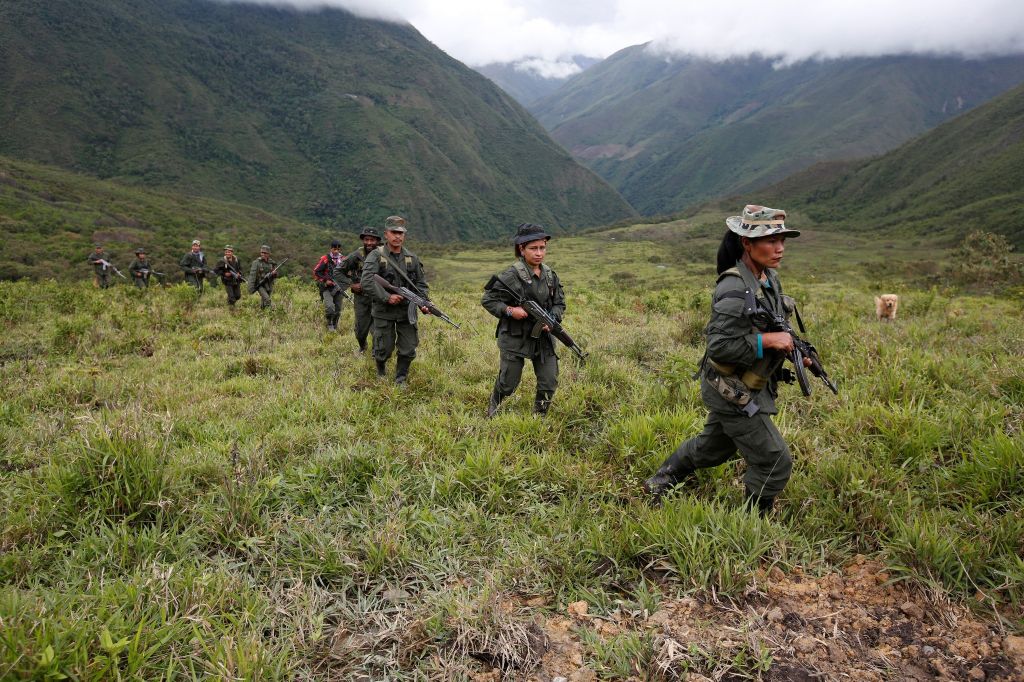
[0,0,634,241]
[474,56,600,107]
[533,46,1024,215]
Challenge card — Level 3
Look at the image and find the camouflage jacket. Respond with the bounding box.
[249,258,277,293]
[342,247,373,295]
[214,257,245,284]
[702,261,789,415]
[87,251,111,274]
[179,251,208,277]
[360,246,428,322]
[481,259,566,358]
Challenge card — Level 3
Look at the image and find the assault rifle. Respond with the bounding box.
[217,267,247,284]
[753,300,837,396]
[252,258,288,291]
[99,259,128,280]
[484,275,587,363]
[137,268,167,285]
[372,274,459,329]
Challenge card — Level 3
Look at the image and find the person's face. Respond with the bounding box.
[330,246,341,256]
[385,230,405,250]
[260,250,270,261]
[94,247,102,253]
[225,250,234,260]
[745,235,786,270]
[192,244,201,253]
[362,236,380,249]
[519,239,547,267]
[137,253,146,260]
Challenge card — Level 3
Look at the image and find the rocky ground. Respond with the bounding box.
[465,556,1023,681]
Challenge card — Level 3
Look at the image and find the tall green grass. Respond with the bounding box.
[1,242,1022,678]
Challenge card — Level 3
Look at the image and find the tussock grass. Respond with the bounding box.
[1,235,1022,677]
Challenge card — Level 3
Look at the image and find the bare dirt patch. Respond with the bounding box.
[466,556,1022,681]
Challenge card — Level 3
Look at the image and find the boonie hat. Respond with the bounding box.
[359,226,381,239]
[726,205,800,239]
[330,239,342,248]
[260,244,271,252]
[135,248,146,255]
[224,244,235,251]
[513,223,551,245]
[384,216,407,233]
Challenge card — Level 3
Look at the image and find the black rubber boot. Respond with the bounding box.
[395,357,412,387]
[745,490,775,518]
[375,360,387,378]
[533,390,552,415]
[642,454,696,506]
[486,389,507,418]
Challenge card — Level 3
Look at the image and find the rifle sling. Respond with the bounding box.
[383,252,425,298]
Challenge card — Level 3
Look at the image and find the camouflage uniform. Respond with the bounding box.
[128,252,152,288]
[360,242,428,380]
[645,206,802,514]
[88,249,112,288]
[248,248,277,309]
[179,245,209,293]
[481,257,565,415]
[312,243,351,330]
[341,229,381,352]
[214,249,245,306]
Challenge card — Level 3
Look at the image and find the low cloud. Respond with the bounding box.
[514,59,584,79]
[216,0,1024,66]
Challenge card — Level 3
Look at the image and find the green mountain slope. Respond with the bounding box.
[0,0,634,240]
[0,155,335,281]
[532,48,1024,216]
[474,56,600,107]
[760,82,1024,247]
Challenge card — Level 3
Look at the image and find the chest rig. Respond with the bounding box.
[511,260,555,306]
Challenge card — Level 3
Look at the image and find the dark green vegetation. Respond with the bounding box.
[0,155,336,281]
[0,0,633,240]
[756,81,1024,248]
[1,219,1021,678]
[532,47,1024,216]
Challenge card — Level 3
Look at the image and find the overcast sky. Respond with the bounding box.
[233,0,1024,77]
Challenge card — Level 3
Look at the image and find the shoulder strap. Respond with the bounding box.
[511,260,532,284]
[713,267,756,316]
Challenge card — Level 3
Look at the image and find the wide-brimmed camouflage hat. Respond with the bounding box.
[134,248,146,255]
[513,223,551,245]
[224,245,235,252]
[726,205,800,239]
[384,216,407,233]
[359,226,381,239]
[260,244,271,252]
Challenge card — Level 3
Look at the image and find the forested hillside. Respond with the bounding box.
[0,0,634,240]
[533,48,1024,215]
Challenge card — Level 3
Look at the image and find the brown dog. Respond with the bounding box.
[874,294,899,321]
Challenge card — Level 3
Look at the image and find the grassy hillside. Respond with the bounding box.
[532,49,1024,216]
[0,156,340,281]
[0,0,634,240]
[757,82,1024,247]
[1,219,1022,678]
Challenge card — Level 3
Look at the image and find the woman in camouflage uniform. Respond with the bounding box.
[643,205,806,516]
[481,223,566,417]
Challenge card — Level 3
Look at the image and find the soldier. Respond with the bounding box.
[179,239,209,293]
[360,216,431,386]
[481,223,566,416]
[127,248,152,288]
[249,245,278,309]
[643,205,806,516]
[341,227,382,352]
[87,243,113,288]
[214,245,246,306]
[312,239,351,331]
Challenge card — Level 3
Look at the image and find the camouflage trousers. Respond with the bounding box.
[185,274,204,294]
[322,288,345,325]
[352,295,373,349]
[133,277,148,289]
[94,273,110,289]
[225,282,241,306]
[664,410,792,498]
[493,350,558,398]
[254,285,272,309]
[372,318,417,361]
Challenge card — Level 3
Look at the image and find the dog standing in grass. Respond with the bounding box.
[875,294,899,321]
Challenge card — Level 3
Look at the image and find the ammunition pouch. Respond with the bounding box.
[705,366,760,417]
[709,358,770,391]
